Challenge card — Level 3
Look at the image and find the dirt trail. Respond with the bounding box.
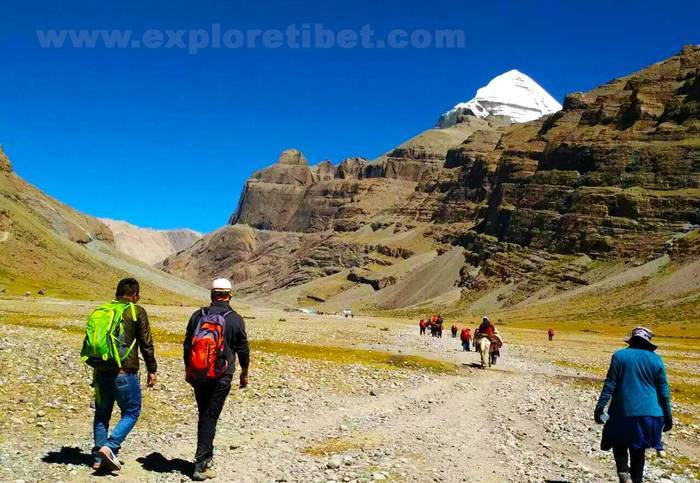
[113,344,616,483]
[116,368,506,482]
[1,300,696,482]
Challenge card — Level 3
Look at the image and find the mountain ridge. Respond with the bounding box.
[0,147,206,302]
[163,46,700,315]
[100,218,202,265]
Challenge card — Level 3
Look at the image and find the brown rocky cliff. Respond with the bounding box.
[421,46,700,262]
[169,47,700,302]
[230,147,418,232]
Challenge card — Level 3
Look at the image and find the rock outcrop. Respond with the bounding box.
[230,148,419,232]
[425,45,700,264]
[347,270,397,291]
[161,224,386,294]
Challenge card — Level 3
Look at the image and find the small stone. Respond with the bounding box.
[327,455,342,469]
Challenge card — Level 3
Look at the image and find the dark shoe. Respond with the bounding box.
[98,446,121,472]
[618,472,633,483]
[192,458,216,480]
[192,466,216,480]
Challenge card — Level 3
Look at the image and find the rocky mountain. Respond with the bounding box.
[437,69,562,128]
[0,148,206,302]
[163,46,700,315]
[100,218,202,265]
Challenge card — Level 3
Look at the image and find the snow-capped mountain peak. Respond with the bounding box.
[437,69,562,128]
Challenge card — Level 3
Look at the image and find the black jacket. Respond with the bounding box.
[118,299,158,374]
[183,301,250,378]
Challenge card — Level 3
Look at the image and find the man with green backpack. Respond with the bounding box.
[80,278,158,472]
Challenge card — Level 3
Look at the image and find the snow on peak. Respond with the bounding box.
[437,69,562,128]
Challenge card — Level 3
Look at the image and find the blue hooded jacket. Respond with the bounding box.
[596,346,671,418]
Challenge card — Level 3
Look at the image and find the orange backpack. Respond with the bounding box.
[186,309,230,381]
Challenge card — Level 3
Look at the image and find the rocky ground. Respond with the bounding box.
[0,298,698,482]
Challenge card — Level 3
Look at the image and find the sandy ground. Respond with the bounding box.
[0,297,698,482]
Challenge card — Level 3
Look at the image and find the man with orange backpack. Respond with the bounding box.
[184,278,250,481]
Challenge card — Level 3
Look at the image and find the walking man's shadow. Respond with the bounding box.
[137,452,193,476]
[43,447,192,477]
[42,447,111,476]
[42,447,93,466]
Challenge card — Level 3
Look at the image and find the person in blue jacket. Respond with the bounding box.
[594,327,672,483]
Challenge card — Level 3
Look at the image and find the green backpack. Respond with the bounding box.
[80,301,137,370]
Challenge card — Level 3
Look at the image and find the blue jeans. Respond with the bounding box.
[92,372,142,460]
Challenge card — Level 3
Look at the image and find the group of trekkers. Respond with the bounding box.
[418,314,503,365]
[80,277,248,481]
[78,278,672,483]
[418,314,445,337]
[416,314,672,483]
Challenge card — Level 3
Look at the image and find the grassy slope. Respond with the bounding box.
[0,171,206,305]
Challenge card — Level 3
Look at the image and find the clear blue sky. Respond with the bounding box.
[1,0,698,233]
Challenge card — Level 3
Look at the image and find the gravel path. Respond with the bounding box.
[0,299,697,482]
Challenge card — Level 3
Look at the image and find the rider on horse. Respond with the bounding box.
[477,315,495,337]
[475,316,503,367]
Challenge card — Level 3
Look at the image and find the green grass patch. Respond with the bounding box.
[252,340,458,374]
[304,434,379,456]
[0,313,457,374]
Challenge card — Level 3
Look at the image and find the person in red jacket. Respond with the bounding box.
[419,319,427,336]
[478,316,495,337]
[451,324,458,338]
[460,328,472,351]
[548,328,555,341]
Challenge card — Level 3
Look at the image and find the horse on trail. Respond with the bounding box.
[476,334,491,368]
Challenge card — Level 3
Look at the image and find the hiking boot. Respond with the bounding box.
[618,472,633,483]
[192,467,216,480]
[98,446,121,472]
[192,460,216,481]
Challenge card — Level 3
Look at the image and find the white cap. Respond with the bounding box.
[212,278,232,291]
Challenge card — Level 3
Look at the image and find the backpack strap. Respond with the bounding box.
[115,302,137,368]
[193,308,207,331]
